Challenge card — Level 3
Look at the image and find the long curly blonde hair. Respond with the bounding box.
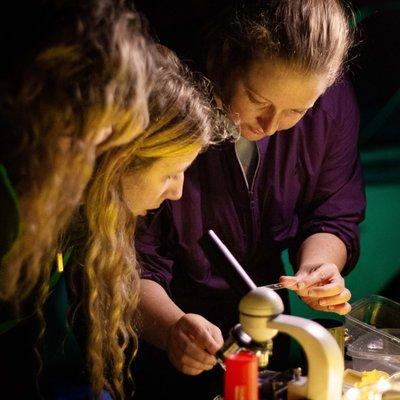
[0,0,155,303]
[68,47,233,398]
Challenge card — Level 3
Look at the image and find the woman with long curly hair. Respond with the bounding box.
[66,48,233,399]
[0,0,154,397]
[0,0,153,305]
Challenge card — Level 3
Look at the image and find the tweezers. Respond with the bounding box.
[263,282,286,290]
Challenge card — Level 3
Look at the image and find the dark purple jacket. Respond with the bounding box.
[135,76,366,335]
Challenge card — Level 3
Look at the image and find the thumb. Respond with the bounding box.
[183,318,222,354]
[209,326,224,349]
[200,329,222,354]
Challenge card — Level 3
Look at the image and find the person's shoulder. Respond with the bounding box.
[315,72,359,125]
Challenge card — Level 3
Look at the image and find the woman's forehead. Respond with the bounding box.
[238,59,329,108]
[153,148,200,170]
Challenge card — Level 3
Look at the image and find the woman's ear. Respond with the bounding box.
[206,38,231,98]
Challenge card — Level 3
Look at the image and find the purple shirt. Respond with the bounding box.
[136,76,366,333]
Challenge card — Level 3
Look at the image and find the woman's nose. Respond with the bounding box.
[257,109,279,135]
[165,173,184,201]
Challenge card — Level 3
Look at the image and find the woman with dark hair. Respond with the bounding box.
[134,0,366,398]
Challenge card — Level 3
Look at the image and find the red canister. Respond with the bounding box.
[224,351,258,400]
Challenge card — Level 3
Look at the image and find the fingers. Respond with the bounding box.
[303,298,352,315]
[169,346,208,375]
[279,275,301,288]
[172,329,216,364]
[315,288,352,305]
[328,302,352,315]
[169,340,216,376]
[167,314,222,375]
[281,264,345,295]
[306,280,345,298]
[299,288,352,315]
[296,263,340,290]
[280,264,353,316]
[189,325,222,354]
[168,334,216,375]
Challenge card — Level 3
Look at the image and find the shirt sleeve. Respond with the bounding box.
[135,205,176,294]
[289,79,366,276]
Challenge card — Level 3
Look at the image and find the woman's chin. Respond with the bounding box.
[241,129,266,141]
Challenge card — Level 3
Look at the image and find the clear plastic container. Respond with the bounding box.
[345,295,400,374]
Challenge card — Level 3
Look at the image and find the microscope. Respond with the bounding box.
[200,230,344,400]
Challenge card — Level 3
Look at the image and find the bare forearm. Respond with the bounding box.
[297,233,347,273]
[137,279,184,350]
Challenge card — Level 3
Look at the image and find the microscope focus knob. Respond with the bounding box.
[239,287,284,317]
[239,287,284,343]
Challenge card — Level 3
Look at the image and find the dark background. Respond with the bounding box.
[2,1,397,398]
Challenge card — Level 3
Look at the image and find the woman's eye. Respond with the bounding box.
[290,109,306,116]
[247,91,265,105]
[252,98,265,106]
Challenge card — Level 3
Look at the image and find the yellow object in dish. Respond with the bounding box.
[342,369,394,399]
[343,368,390,388]
[354,370,391,388]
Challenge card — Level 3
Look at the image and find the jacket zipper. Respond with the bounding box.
[233,143,261,257]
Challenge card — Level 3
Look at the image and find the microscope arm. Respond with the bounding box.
[199,230,344,400]
[269,315,344,400]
